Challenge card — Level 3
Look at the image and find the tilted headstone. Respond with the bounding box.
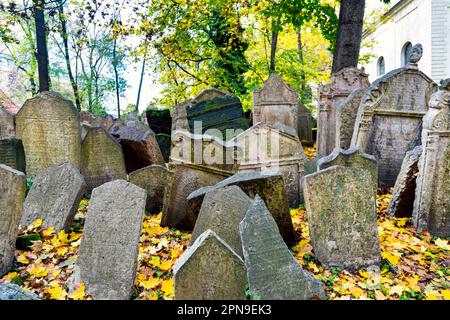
[317,67,370,157]
[174,229,246,300]
[0,164,26,277]
[0,138,26,173]
[186,171,295,244]
[335,88,366,150]
[190,186,252,257]
[413,80,450,237]
[21,161,86,231]
[81,127,127,193]
[15,91,81,176]
[317,147,378,191]
[79,111,114,131]
[387,146,422,217]
[303,166,381,270]
[351,44,438,187]
[0,107,15,139]
[297,102,313,145]
[75,179,146,299]
[128,165,168,213]
[240,196,326,300]
[112,122,164,173]
[0,284,40,300]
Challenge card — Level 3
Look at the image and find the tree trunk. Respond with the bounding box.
[112,38,121,118]
[33,0,51,92]
[269,19,279,73]
[331,0,366,74]
[136,49,147,113]
[297,27,306,92]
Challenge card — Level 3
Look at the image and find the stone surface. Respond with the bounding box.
[335,88,366,150]
[298,102,313,145]
[0,284,39,300]
[79,111,114,131]
[190,186,251,257]
[15,91,81,176]
[0,164,26,277]
[186,171,295,244]
[0,138,26,173]
[317,147,378,191]
[128,165,168,213]
[173,229,246,300]
[171,100,190,134]
[387,146,422,217]
[317,67,370,157]
[21,161,86,231]
[413,80,450,237]
[303,166,381,270]
[0,107,15,139]
[351,63,437,187]
[240,196,326,300]
[76,180,146,300]
[112,123,164,173]
[81,127,127,193]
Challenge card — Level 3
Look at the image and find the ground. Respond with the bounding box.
[1,146,449,300]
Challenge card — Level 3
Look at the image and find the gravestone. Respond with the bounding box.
[128,165,168,213]
[253,73,299,133]
[15,91,81,176]
[190,186,251,257]
[387,146,422,217]
[317,67,370,157]
[0,284,40,300]
[298,102,313,145]
[173,229,246,300]
[112,123,164,173]
[108,118,125,135]
[79,111,114,131]
[21,161,86,231]
[336,88,366,150]
[75,179,146,300]
[81,127,127,193]
[303,166,381,270]
[186,171,295,244]
[240,196,326,300]
[317,147,378,191]
[233,122,305,208]
[0,107,15,139]
[0,138,26,173]
[171,100,190,134]
[351,45,438,187]
[0,164,26,277]
[413,79,450,237]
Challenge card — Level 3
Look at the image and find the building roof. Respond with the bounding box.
[0,88,18,114]
[384,0,410,17]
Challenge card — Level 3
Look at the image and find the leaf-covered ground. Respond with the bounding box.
[1,145,449,300]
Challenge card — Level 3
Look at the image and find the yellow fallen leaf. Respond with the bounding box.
[434,239,450,251]
[56,246,68,256]
[425,290,440,300]
[52,269,61,278]
[149,291,159,300]
[348,286,365,299]
[161,279,174,297]
[374,290,386,300]
[2,272,18,280]
[47,284,67,300]
[405,276,421,292]
[382,252,400,266]
[32,218,42,228]
[58,230,70,243]
[159,260,173,271]
[389,285,404,297]
[17,254,30,264]
[140,277,159,290]
[28,266,48,278]
[69,283,86,300]
[441,290,450,300]
[42,227,55,237]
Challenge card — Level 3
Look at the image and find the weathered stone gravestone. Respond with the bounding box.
[387,146,422,218]
[335,88,367,150]
[317,147,378,191]
[75,179,146,300]
[15,92,81,176]
[303,166,381,270]
[0,107,15,139]
[81,127,127,193]
[253,73,299,133]
[0,284,40,300]
[174,229,246,300]
[297,102,313,145]
[233,122,305,208]
[0,164,26,277]
[191,186,251,257]
[351,45,438,187]
[317,67,370,157]
[79,111,114,131]
[240,196,326,300]
[413,80,450,237]
[171,101,190,134]
[0,138,26,173]
[21,161,86,231]
[128,165,168,213]
[187,171,295,244]
[112,122,164,173]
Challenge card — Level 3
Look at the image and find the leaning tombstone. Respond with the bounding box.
[0,138,26,173]
[21,161,86,231]
[0,164,26,277]
[190,186,252,257]
[173,229,246,300]
[0,107,15,139]
[74,179,146,300]
[128,165,168,213]
[303,166,381,270]
[240,196,326,300]
[15,91,81,176]
[0,284,40,300]
[297,102,313,145]
[81,127,127,193]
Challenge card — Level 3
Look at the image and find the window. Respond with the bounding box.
[402,42,413,66]
[377,57,385,76]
